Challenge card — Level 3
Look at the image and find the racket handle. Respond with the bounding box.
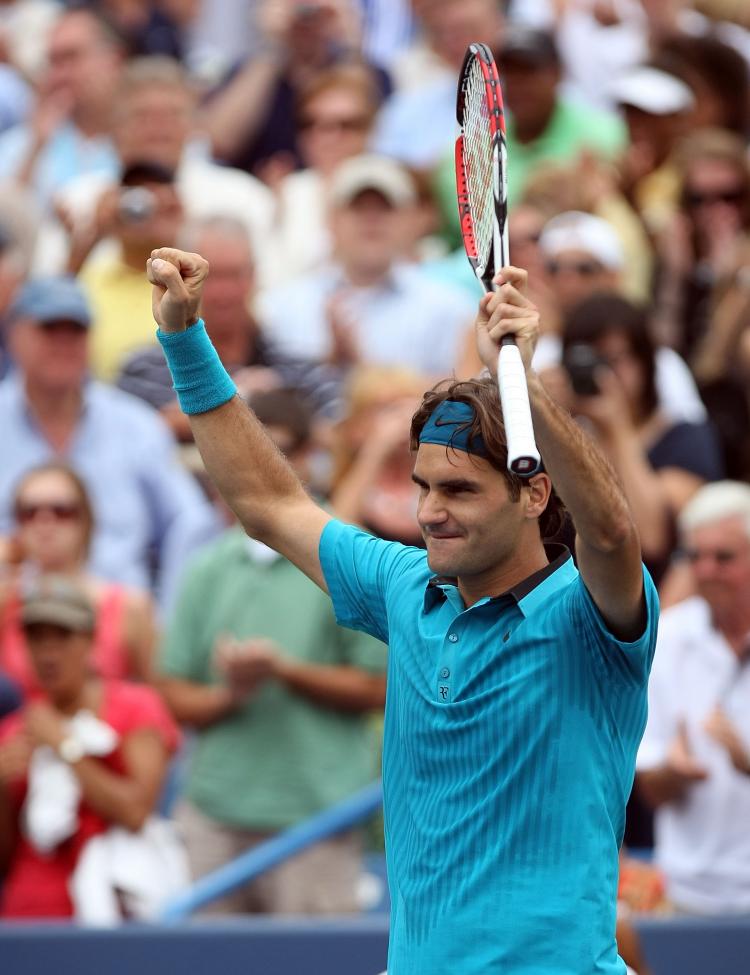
[497,341,541,476]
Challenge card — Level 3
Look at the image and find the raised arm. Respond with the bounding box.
[146,248,331,590]
[476,268,646,641]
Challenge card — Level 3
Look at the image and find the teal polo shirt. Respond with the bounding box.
[320,519,659,975]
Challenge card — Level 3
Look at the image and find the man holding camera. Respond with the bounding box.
[76,161,183,381]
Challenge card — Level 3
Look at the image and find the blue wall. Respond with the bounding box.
[1,915,749,975]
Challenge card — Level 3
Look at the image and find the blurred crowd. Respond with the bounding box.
[0,0,749,950]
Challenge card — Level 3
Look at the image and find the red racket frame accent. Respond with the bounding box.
[455,42,508,291]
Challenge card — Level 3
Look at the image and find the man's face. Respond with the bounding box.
[420,0,505,70]
[330,190,406,273]
[198,232,255,331]
[10,319,89,392]
[298,87,373,176]
[501,60,559,136]
[25,623,91,699]
[46,12,120,107]
[544,247,619,313]
[684,516,750,616]
[412,443,530,580]
[114,85,193,171]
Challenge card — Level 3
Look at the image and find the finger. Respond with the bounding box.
[150,248,208,281]
[487,282,535,313]
[493,265,528,292]
[149,256,191,298]
[486,302,535,328]
[487,314,539,342]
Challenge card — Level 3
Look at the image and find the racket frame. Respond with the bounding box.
[455,42,541,477]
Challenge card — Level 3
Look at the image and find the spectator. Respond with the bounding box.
[330,365,427,545]
[636,481,750,915]
[0,276,218,609]
[78,161,184,382]
[202,0,384,181]
[42,56,275,285]
[158,389,386,914]
[372,0,505,168]
[0,575,181,919]
[655,32,750,137]
[0,7,124,208]
[268,63,382,281]
[116,216,341,438]
[431,27,627,248]
[652,128,750,362]
[0,462,156,693]
[608,63,695,234]
[259,154,476,379]
[489,210,707,429]
[559,292,724,583]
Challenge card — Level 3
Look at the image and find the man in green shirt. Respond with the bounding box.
[434,27,627,248]
[158,389,387,913]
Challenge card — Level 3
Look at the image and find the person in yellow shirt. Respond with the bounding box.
[79,161,183,381]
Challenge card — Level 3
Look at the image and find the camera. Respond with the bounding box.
[118,186,156,223]
[562,343,605,397]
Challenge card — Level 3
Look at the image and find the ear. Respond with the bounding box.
[523,472,552,521]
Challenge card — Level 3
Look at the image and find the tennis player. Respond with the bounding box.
[148,247,658,974]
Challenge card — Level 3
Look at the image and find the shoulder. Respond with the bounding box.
[103,680,180,751]
[392,264,476,314]
[650,420,724,480]
[657,595,711,642]
[321,518,429,586]
[179,529,246,584]
[85,381,173,436]
[554,99,627,146]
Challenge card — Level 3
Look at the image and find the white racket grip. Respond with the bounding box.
[497,344,541,476]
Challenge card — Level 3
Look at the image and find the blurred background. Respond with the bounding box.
[0,1,749,972]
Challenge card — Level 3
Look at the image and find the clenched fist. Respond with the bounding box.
[147,247,210,332]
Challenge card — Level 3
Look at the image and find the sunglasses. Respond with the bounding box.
[683,187,745,208]
[682,547,741,565]
[16,501,82,524]
[299,115,370,133]
[545,259,603,277]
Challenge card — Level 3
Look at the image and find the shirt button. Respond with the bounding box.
[448,633,459,643]
[440,667,450,679]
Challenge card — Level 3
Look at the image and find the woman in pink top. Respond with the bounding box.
[0,462,156,695]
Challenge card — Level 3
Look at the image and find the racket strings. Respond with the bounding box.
[462,61,495,268]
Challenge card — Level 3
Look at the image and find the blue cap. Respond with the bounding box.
[9,276,91,328]
[418,400,489,458]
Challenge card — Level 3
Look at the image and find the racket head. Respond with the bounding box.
[455,42,509,292]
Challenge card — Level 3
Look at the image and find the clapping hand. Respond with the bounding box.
[213,635,279,700]
[704,707,750,776]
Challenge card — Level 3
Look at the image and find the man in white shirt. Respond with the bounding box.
[636,481,750,914]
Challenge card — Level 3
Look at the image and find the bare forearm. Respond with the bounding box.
[202,54,284,160]
[275,659,386,713]
[188,395,307,540]
[527,374,634,550]
[636,767,691,808]
[605,429,672,558]
[158,676,237,728]
[0,787,15,875]
[71,759,157,831]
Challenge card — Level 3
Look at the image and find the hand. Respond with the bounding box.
[475,266,540,376]
[572,367,633,441]
[24,701,67,751]
[704,707,750,776]
[666,720,709,786]
[233,366,284,399]
[147,248,209,332]
[0,732,32,784]
[213,635,280,698]
[326,289,360,367]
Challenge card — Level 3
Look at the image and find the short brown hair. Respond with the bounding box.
[409,377,566,540]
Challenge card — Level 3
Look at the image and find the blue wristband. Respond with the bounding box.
[156,319,237,415]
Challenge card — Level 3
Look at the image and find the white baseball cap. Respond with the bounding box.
[539,211,624,271]
[328,154,417,209]
[609,66,695,115]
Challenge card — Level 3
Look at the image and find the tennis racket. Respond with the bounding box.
[455,42,541,477]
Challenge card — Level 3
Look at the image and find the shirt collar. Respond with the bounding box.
[423,543,574,615]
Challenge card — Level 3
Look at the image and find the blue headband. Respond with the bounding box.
[418,399,488,457]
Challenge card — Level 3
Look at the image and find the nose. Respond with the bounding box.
[417,491,448,528]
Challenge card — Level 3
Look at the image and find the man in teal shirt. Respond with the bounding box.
[149,248,658,972]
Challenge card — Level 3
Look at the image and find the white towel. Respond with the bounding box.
[22,710,118,853]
